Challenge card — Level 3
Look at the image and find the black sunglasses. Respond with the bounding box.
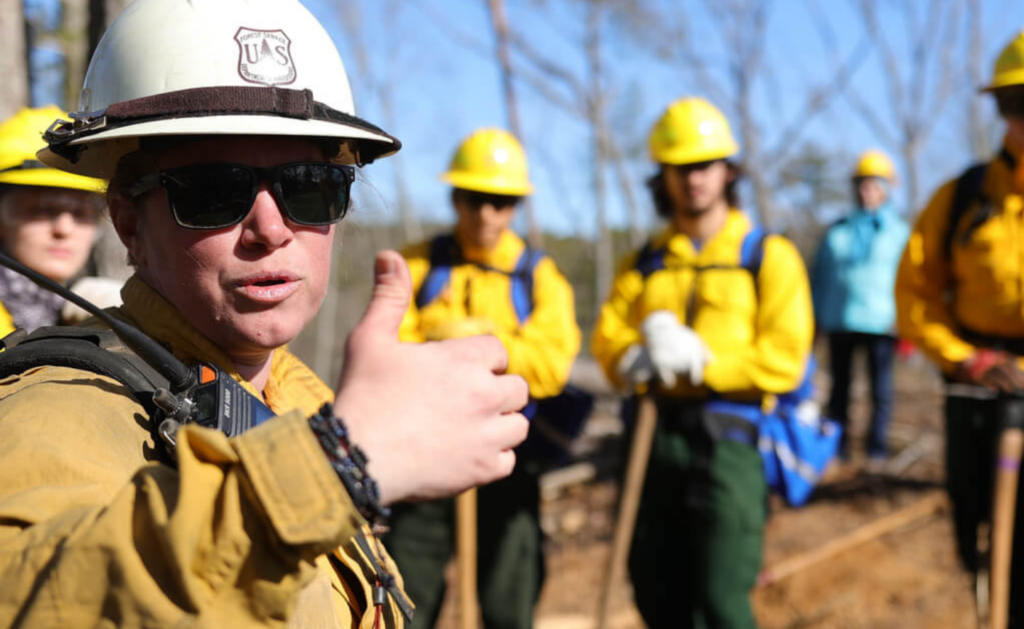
[128,162,356,230]
[455,189,522,210]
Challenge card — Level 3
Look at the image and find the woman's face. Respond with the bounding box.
[0,187,101,283]
[112,136,338,363]
[855,177,889,211]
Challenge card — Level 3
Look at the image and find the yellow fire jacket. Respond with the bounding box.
[0,301,12,339]
[0,276,407,628]
[895,147,1024,374]
[399,230,580,399]
[592,211,813,399]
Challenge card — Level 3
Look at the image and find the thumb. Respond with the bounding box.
[354,250,412,340]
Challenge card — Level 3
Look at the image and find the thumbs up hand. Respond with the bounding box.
[333,251,529,505]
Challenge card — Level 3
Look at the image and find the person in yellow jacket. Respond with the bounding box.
[0,106,107,337]
[895,29,1024,625]
[592,97,813,628]
[0,1,532,628]
[383,128,581,629]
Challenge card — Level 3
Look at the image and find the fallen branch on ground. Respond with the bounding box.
[758,492,948,587]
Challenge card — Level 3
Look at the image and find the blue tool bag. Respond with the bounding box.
[755,358,843,506]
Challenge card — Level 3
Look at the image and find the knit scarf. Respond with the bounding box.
[0,264,65,332]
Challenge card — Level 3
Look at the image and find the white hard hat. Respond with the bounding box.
[40,0,399,178]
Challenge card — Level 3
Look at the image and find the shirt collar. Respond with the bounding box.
[656,209,753,261]
[455,229,526,271]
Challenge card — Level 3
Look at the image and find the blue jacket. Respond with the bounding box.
[811,203,909,335]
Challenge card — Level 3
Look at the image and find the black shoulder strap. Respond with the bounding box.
[0,326,168,418]
[943,163,988,261]
[634,239,666,279]
[415,235,460,309]
[427,233,459,268]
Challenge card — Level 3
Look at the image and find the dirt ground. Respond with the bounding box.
[433,354,981,629]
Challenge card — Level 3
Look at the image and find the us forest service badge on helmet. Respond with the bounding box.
[234,28,297,87]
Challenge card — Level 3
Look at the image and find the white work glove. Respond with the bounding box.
[616,343,654,388]
[62,277,125,324]
[641,310,714,388]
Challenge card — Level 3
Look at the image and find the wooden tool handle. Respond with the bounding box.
[456,488,479,629]
[597,395,658,629]
[990,428,1024,629]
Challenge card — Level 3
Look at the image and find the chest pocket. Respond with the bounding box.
[415,234,544,325]
[693,267,758,315]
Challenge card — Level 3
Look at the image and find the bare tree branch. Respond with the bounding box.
[507,29,589,107]
[768,35,872,164]
[408,0,491,57]
[858,0,907,123]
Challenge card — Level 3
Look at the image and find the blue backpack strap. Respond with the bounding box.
[634,239,666,279]
[415,235,459,309]
[510,246,544,324]
[739,225,768,277]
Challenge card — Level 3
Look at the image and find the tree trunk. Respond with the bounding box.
[0,0,30,119]
[85,0,135,280]
[88,0,132,59]
[587,5,612,317]
[902,141,920,215]
[487,0,542,249]
[64,0,90,110]
[380,0,421,246]
[967,0,991,159]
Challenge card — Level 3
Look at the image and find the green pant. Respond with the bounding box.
[628,402,767,629]
[382,464,544,629]
[946,395,1024,626]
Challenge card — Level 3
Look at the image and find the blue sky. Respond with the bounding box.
[298,0,1024,237]
[27,0,1024,237]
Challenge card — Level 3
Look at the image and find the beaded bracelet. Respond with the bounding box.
[308,403,390,526]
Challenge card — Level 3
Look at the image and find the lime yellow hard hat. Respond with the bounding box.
[853,150,896,180]
[983,29,1024,92]
[441,128,533,196]
[0,106,104,192]
[648,97,739,165]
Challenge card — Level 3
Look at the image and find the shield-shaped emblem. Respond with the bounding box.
[234,27,297,87]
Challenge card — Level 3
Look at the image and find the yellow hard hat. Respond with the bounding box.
[853,150,896,180]
[648,97,739,165]
[983,29,1024,91]
[0,106,104,192]
[441,128,533,196]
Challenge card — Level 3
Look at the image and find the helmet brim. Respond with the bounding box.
[979,69,1024,92]
[0,168,106,192]
[39,115,399,179]
[652,144,739,166]
[440,171,534,196]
